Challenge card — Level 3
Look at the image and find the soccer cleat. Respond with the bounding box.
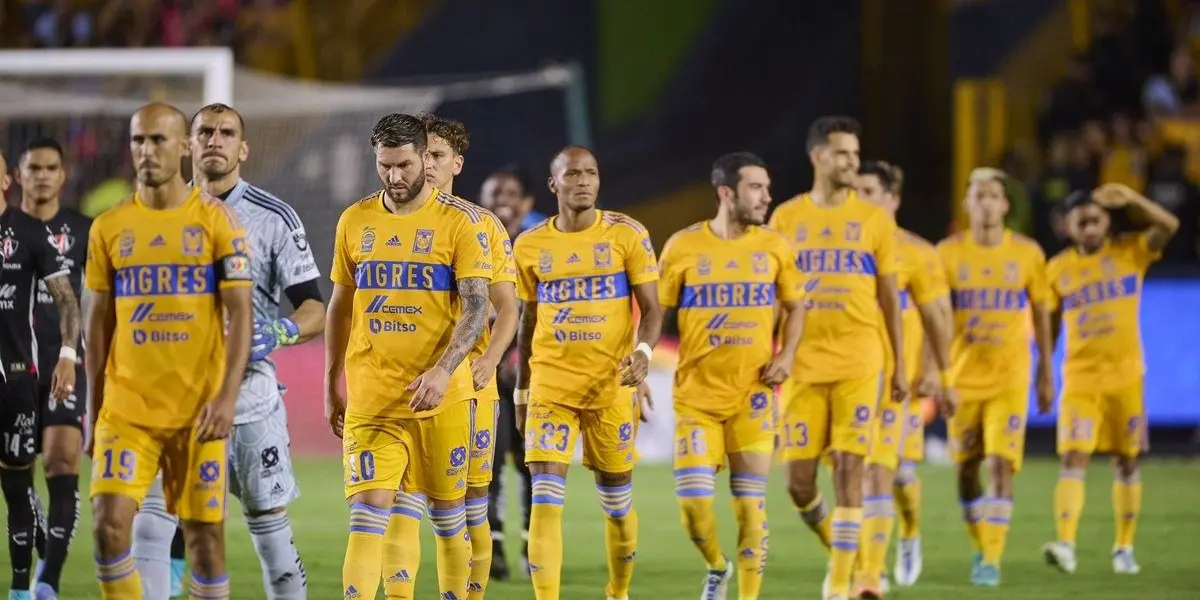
[31,583,55,600]
[7,591,32,600]
[1042,541,1077,574]
[821,569,831,597]
[967,551,983,581]
[169,558,186,597]
[893,537,922,586]
[699,558,732,600]
[971,563,1000,587]
[1112,548,1141,574]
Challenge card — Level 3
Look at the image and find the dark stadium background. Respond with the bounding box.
[2,1,1199,598]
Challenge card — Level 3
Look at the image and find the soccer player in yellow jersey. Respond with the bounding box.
[936,168,1055,587]
[325,113,493,600]
[84,103,254,600]
[379,112,519,600]
[660,152,806,600]
[512,146,662,600]
[1041,183,1176,576]
[768,117,908,600]
[852,161,956,597]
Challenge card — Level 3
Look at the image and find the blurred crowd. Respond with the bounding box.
[1010,1,1200,265]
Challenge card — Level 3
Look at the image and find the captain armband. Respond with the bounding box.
[217,254,253,282]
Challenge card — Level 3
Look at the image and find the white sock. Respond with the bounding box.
[131,490,178,600]
[248,511,307,599]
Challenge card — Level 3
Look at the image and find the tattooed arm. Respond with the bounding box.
[408,276,490,411]
[45,275,81,350]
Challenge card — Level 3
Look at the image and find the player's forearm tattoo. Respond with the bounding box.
[437,277,489,373]
[516,301,537,389]
[46,276,81,350]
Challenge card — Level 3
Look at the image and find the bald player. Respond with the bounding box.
[85,103,253,600]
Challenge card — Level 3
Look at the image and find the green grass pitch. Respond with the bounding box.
[4,458,1199,598]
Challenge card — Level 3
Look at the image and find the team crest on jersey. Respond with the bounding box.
[641,236,654,255]
[182,226,204,256]
[119,229,134,258]
[697,255,711,276]
[751,252,769,274]
[957,263,970,282]
[47,224,73,255]
[845,222,862,242]
[593,242,611,268]
[1100,256,1116,276]
[361,226,376,253]
[413,229,434,254]
[476,231,489,252]
[795,225,807,242]
[292,231,308,251]
[232,236,248,256]
[0,228,18,260]
[1003,261,1019,283]
[1059,272,1071,289]
[538,249,553,274]
[503,239,513,256]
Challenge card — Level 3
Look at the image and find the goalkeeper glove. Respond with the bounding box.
[250,318,300,361]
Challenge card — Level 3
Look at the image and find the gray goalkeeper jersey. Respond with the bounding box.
[225,179,321,424]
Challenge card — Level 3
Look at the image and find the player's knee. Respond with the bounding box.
[181,522,225,572]
[245,506,286,519]
[93,501,134,557]
[465,485,490,500]
[1061,451,1090,470]
[528,460,565,478]
[786,476,818,507]
[1112,455,1139,482]
[894,461,918,487]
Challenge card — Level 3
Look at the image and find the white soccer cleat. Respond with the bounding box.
[698,559,732,600]
[893,537,923,586]
[1042,541,1077,574]
[879,574,890,594]
[821,569,832,597]
[1112,548,1140,574]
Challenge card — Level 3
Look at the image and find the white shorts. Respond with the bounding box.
[228,402,300,513]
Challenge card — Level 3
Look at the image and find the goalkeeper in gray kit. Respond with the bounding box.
[131,103,326,600]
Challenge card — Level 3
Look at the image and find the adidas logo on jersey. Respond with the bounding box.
[567,253,581,264]
[726,259,739,269]
[386,235,401,247]
[150,235,165,247]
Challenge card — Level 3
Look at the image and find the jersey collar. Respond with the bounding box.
[222,179,251,206]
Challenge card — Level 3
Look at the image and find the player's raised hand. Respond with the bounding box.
[938,386,959,419]
[760,353,792,387]
[408,365,451,412]
[891,369,910,403]
[635,380,653,423]
[49,356,76,402]
[325,387,346,438]
[470,354,500,392]
[1036,373,1055,415]
[619,351,650,387]
[195,395,236,442]
[1093,183,1134,208]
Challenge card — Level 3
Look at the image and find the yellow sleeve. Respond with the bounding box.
[84,219,112,293]
[1026,245,1051,305]
[767,204,787,232]
[212,203,252,288]
[1130,231,1163,270]
[774,235,805,302]
[910,246,949,306]
[656,235,683,308]
[453,219,494,282]
[1044,257,1063,312]
[491,221,517,286]
[514,237,539,302]
[330,210,357,287]
[873,215,900,276]
[623,223,660,287]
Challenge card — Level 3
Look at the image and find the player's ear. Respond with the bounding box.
[239,140,250,163]
[547,175,557,195]
[1,173,9,193]
[453,154,464,177]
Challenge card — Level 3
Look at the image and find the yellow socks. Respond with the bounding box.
[1054,468,1086,545]
[345,502,390,600]
[429,503,471,600]
[858,494,895,585]
[894,461,922,540]
[674,466,723,568]
[598,482,637,600]
[188,572,229,600]
[731,473,769,600]
[828,506,863,596]
[465,495,493,600]
[960,497,984,552]
[1113,472,1142,549]
[382,491,424,599]
[95,550,142,599]
[981,497,1013,566]
[797,493,833,552]
[529,474,566,600]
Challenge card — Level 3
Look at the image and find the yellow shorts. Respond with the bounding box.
[1057,381,1147,457]
[674,389,776,471]
[899,398,926,463]
[342,400,472,502]
[468,398,500,487]
[90,412,227,523]
[949,385,1028,471]
[524,392,638,474]
[778,372,882,461]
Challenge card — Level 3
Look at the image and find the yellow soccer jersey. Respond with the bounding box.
[85,188,252,429]
[514,210,659,409]
[469,208,517,364]
[658,222,804,416]
[768,192,899,383]
[898,229,949,382]
[330,190,493,418]
[937,230,1049,399]
[1047,232,1159,394]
